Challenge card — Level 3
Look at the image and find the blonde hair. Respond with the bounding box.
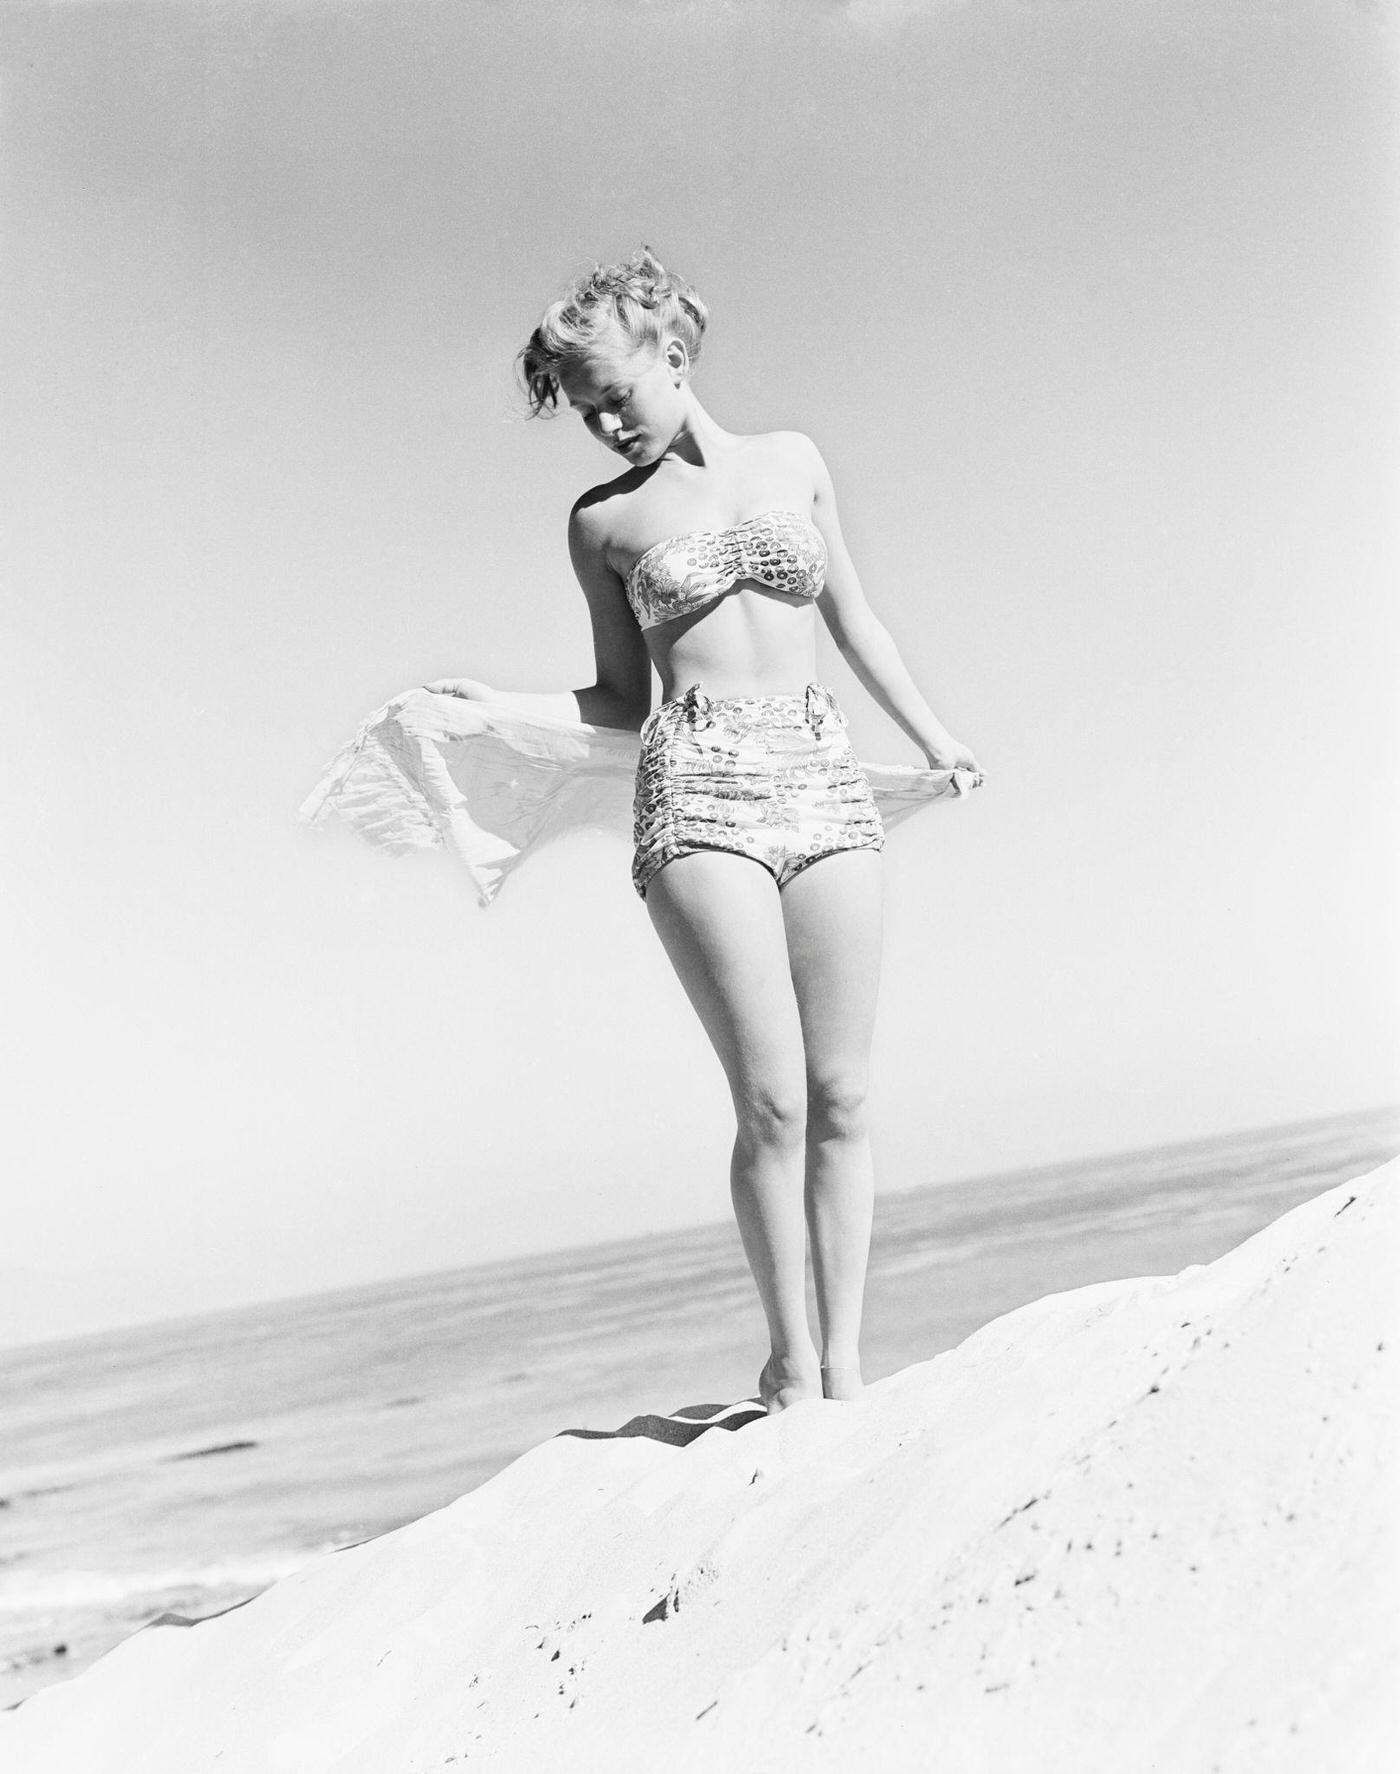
[517,247,709,416]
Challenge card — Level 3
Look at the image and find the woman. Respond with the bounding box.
[430,249,979,1412]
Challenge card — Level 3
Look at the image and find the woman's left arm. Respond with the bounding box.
[803,436,980,774]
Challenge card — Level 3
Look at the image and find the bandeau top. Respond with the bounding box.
[624,508,827,631]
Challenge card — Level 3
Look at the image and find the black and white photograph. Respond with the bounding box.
[3,1,1397,1767]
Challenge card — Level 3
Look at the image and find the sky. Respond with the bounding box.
[3,0,1397,1344]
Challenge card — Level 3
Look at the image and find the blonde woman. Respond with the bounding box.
[430,250,979,1412]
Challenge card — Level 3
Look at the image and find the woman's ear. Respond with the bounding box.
[664,338,689,384]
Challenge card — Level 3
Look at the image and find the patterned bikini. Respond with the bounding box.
[626,509,885,898]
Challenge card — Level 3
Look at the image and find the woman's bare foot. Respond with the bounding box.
[820,1363,866,1402]
[758,1353,822,1413]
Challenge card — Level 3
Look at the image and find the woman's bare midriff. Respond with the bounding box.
[648,587,823,703]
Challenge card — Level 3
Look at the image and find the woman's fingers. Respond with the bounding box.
[423,677,492,699]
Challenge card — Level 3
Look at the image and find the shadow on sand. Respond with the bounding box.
[557,1398,766,1447]
[121,1403,767,1653]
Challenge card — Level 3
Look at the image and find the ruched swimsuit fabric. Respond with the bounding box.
[625,508,826,629]
[631,683,884,898]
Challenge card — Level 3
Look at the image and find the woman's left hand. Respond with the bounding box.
[424,677,494,700]
[923,734,981,776]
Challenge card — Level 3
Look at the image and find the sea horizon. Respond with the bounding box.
[5,1102,1396,1358]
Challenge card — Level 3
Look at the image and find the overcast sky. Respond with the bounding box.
[3,0,1396,1343]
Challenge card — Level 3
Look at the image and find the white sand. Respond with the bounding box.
[4,1162,1395,1774]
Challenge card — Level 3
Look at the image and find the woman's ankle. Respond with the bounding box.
[819,1361,865,1402]
[819,1349,862,1373]
[766,1344,819,1374]
[758,1351,822,1413]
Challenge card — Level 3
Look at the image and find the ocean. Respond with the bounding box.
[3,1104,1395,1712]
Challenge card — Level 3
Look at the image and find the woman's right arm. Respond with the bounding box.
[426,502,653,731]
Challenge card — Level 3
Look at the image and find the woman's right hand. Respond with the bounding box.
[423,677,494,700]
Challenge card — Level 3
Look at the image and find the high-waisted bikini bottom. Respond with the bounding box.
[631,683,886,898]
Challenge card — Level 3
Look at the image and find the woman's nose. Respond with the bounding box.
[597,412,621,436]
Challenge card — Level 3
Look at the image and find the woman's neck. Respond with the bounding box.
[659,391,730,469]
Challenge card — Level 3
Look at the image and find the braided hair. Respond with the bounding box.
[518,247,709,416]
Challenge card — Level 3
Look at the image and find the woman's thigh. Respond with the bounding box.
[645,851,807,1109]
[779,850,884,1087]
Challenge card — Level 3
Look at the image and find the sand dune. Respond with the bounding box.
[4,1162,1394,1773]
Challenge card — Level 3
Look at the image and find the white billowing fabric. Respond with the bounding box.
[299,689,981,906]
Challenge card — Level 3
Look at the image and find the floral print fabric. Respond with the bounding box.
[631,684,885,897]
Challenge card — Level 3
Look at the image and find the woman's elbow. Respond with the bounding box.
[835,614,891,663]
[599,682,652,730]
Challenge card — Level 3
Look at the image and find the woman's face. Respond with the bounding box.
[558,331,687,467]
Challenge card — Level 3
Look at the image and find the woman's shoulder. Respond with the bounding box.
[739,428,824,467]
[738,430,828,498]
[569,471,642,552]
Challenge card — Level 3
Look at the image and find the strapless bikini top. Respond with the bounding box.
[624,508,827,630]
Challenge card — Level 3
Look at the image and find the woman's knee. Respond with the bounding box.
[735,1078,807,1149]
[808,1071,869,1141]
